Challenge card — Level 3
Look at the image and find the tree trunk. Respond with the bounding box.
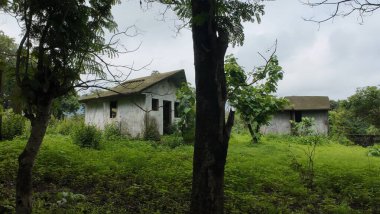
[16,101,52,214]
[190,0,234,212]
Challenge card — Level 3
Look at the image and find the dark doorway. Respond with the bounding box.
[163,100,172,134]
[295,111,302,123]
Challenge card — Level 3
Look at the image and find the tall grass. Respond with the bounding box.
[0,134,379,213]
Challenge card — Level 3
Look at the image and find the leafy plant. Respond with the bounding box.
[368,146,380,157]
[103,122,123,140]
[175,83,195,144]
[144,116,160,141]
[56,117,84,136]
[1,109,26,140]
[72,123,101,149]
[225,54,287,143]
[290,117,315,136]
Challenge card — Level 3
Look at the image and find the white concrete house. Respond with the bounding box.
[79,70,186,137]
[261,96,330,135]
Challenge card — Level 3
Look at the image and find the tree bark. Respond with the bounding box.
[16,101,52,214]
[190,0,234,212]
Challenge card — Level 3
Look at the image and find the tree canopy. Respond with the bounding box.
[225,54,287,143]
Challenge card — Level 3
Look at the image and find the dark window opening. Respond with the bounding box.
[152,98,159,111]
[174,102,180,118]
[110,101,117,118]
[295,111,302,123]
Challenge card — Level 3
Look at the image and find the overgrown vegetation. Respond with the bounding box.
[1,110,25,140]
[175,83,195,144]
[225,54,287,144]
[72,123,102,149]
[329,86,380,136]
[0,133,379,213]
[144,116,160,141]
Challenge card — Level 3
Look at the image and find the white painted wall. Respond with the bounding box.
[261,112,292,134]
[84,78,180,137]
[261,110,329,135]
[143,78,180,135]
[302,110,329,135]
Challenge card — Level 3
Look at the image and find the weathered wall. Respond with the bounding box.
[84,78,180,137]
[84,94,146,137]
[261,112,292,134]
[302,110,329,135]
[142,78,179,135]
[261,110,329,135]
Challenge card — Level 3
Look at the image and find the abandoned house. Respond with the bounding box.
[261,96,330,135]
[79,70,186,137]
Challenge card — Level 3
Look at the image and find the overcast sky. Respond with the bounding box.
[1,1,379,100]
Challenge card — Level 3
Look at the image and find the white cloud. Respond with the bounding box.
[1,1,379,100]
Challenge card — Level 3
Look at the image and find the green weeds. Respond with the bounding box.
[0,134,379,213]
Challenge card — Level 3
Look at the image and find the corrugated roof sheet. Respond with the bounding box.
[284,96,330,110]
[79,69,186,102]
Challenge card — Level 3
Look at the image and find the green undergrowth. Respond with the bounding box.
[1,134,379,213]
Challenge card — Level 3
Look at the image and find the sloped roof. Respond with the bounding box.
[79,69,186,102]
[284,96,330,110]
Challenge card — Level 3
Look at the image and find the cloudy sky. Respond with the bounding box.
[1,1,379,100]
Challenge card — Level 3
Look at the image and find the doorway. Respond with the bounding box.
[163,100,172,134]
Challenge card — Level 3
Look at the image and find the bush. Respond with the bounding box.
[1,109,26,140]
[368,146,380,157]
[144,116,160,141]
[160,134,184,148]
[55,116,84,136]
[103,123,123,140]
[72,123,101,149]
[290,117,315,136]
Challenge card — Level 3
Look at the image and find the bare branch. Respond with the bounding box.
[303,0,380,23]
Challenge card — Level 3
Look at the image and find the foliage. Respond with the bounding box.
[171,0,264,47]
[51,92,81,119]
[175,82,195,144]
[290,117,315,136]
[1,134,380,213]
[1,109,25,140]
[72,123,101,149]
[346,86,380,129]
[144,116,160,141]
[160,134,184,149]
[368,145,380,157]
[225,54,287,143]
[103,122,123,140]
[0,31,19,112]
[329,86,380,136]
[47,116,84,136]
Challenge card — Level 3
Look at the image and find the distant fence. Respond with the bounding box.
[347,135,380,147]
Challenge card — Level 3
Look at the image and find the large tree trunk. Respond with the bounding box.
[16,101,52,214]
[190,0,234,212]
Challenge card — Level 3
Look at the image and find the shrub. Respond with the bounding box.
[103,122,123,140]
[144,116,160,141]
[160,134,184,148]
[56,116,84,136]
[72,123,101,149]
[1,109,26,140]
[368,146,380,157]
[290,117,315,136]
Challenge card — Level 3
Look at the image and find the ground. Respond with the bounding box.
[0,134,379,213]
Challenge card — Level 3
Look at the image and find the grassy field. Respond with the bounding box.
[0,134,379,213]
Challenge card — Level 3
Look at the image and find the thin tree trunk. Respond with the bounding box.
[16,101,52,214]
[247,123,255,142]
[190,0,234,212]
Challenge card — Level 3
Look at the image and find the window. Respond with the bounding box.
[152,98,159,111]
[174,102,180,118]
[295,111,302,123]
[110,101,117,118]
